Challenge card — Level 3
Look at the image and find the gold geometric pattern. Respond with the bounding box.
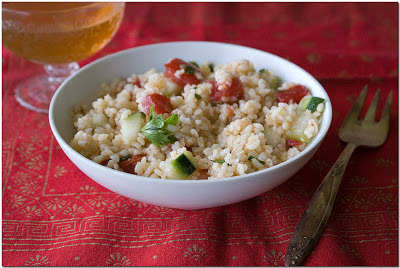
[2,130,398,266]
[24,254,50,266]
[107,201,132,215]
[53,165,68,178]
[375,158,395,168]
[105,253,131,266]
[87,196,111,208]
[263,249,285,266]
[151,206,174,217]
[340,244,362,259]
[63,204,86,218]
[20,206,43,218]
[309,159,330,173]
[43,198,67,212]
[26,155,46,171]
[371,191,393,204]
[6,194,27,209]
[349,176,368,185]
[306,51,322,64]
[184,244,208,261]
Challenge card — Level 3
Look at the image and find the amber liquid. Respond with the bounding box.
[2,2,124,64]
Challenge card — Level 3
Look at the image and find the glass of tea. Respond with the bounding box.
[2,2,125,113]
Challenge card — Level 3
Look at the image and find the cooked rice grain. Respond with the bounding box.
[70,59,324,179]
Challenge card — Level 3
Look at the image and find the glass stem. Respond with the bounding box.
[44,62,80,89]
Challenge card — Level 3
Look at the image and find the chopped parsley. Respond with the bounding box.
[189,61,199,68]
[209,63,214,72]
[248,156,265,165]
[184,65,195,74]
[210,101,219,107]
[259,68,266,73]
[212,159,231,166]
[119,155,132,162]
[140,107,179,148]
[195,93,202,100]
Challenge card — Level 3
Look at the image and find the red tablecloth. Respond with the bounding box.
[2,2,398,266]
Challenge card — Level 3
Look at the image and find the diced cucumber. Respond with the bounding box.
[120,112,146,144]
[286,130,310,144]
[307,97,325,112]
[299,96,325,112]
[269,75,281,90]
[286,112,314,143]
[299,96,312,110]
[260,69,281,90]
[264,125,282,147]
[166,151,197,180]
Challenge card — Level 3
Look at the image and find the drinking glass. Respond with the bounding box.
[2,2,125,113]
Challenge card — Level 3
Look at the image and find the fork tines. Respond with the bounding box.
[347,85,393,124]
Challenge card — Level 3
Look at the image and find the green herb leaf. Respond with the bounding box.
[189,61,199,68]
[195,93,202,100]
[149,114,164,129]
[164,114,178,126]
[248,156,265,165]
[143,129,170,147]
[167,135,178,143]
[211,101,219,107]
[259,68,266,73]
[140,107,179,148]
[212,159,232,166]
[184,65,195,74]
[119,155,132,162]
[209,63,214,72]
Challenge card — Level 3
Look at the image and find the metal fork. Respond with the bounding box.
[285,86,393,266]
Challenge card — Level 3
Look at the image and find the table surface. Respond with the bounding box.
[2,2,398,266]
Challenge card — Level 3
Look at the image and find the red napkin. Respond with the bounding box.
[2,2,398,266]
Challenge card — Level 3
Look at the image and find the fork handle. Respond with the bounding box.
[285,142,358,266]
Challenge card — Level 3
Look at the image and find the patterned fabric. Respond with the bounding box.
[2,2,398,266]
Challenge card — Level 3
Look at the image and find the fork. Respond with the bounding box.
[284,86,393,266]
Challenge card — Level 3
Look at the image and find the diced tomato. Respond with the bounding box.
[286,139,303,147]
[198,169,209,180]
[100,159,110,166]
[142,93,173,115]
[134,77,141,87]
[119,155,145,174]
[276,85,310,104]
[164,58,203,87]
[208,77,244,104]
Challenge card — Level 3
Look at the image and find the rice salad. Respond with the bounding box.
[70,58,325,180]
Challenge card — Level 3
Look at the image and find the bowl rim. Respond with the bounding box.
[2,2,120,14]
[49,41,332,185]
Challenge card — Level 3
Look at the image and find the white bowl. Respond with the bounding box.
[49,41,332,210]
